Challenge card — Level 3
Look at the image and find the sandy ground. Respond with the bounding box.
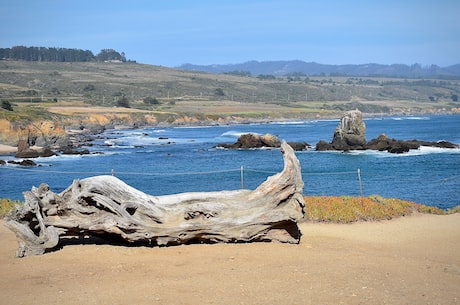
[0,144,17,154]
[1,214,459,305]
[0,144,44,154]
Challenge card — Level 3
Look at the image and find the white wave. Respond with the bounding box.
[390,116,430,121]
[219,131,259,138]
[415,145,460,154]
[105,135,160,147]
[406,116,430,120]
[316,119,340,122]
[269,121,307,125]
[312,145,460,158]
[343,146,460,158]
[174,125,216,129]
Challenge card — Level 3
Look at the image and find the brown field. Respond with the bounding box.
[1,214,459,305]
[1,61,458,120]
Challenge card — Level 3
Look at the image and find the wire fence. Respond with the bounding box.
[2,164,458,183]
[2,164,459,208]
[0,164,358,177]
[0,165,368,195]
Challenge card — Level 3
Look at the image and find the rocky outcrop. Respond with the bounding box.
[14,140,56,158]
[60,147,91,155]
[316,109,366,151]
[287,141,310,151]
[367,134,459,153]
[260,133,281,147]
[8,159,37,166]
[315,140,334,151]
[215,133,309,151]
[316,110,459,153]
[215,133,281,149]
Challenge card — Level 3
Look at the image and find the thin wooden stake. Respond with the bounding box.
[241,166,244,189]
[357,168,363,197]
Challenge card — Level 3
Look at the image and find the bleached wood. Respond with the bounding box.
[5,141,305,257]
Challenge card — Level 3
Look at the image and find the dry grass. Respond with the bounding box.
[1,61,458,119]
[0,198,22,218]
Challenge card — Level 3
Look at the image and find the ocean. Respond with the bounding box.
[1,114,459,209]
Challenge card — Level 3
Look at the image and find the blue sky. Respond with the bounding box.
[1,0,459,67]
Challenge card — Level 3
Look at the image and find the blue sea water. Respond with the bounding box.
[1,114,459,209]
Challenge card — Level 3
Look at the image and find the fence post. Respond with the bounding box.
[241,166,244,189]
[357,168,363,198]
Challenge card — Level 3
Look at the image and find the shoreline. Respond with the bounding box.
[2,112,458,155]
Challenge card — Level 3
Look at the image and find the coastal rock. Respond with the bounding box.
[17,140,29,152]
[235,133,268,148]
[60,147,90,155]
[316,109,366,151]
[260,133,281,147]
[366,134,411,153]
[331,109,366,150]
[315,140,334,151]
[315,110,458,153]
[14,139,56,158]
[39,148,56,157]
[434,140,458,149]
[15,148,40,158]
[367,134,459,153]
[215,133,281,149]
[215,133,309,151]
[287,141,310,151]
[8,159,37,166]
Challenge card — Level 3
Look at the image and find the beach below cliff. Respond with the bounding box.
[1,213,459,305]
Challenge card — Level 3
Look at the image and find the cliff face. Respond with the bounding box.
[0,111,161,148]
[0,119,68,147]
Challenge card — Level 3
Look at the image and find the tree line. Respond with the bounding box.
[0,46,127,62]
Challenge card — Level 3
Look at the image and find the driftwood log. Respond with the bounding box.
[5,141,305,257]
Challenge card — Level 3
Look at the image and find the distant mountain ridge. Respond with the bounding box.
[178,60,460,78]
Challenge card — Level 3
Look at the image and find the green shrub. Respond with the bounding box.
[1,101,13,111]
[143,96,160,105]
[116,96,130,108]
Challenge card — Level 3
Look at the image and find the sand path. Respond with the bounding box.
[1,214,459,305]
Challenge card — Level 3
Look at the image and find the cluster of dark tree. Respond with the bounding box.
[0,46,127,63]
[1,101,13,111]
